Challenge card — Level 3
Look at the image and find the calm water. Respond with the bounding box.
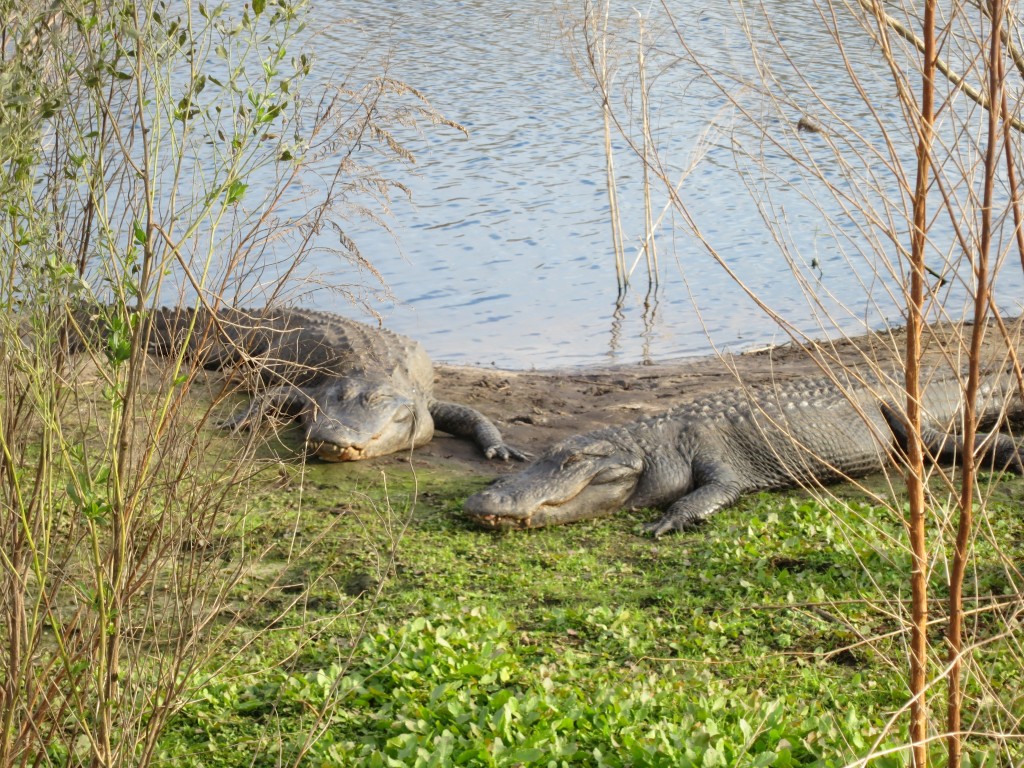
[289,1,1023,369]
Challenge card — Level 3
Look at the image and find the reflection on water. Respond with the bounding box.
[606,293,658,367]
[274,0,1024,369]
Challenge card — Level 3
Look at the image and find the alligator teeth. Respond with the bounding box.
[470,513,528,530]
[309,442,366,462]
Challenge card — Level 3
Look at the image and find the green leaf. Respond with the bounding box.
[751,752,778,767]
[225,180,247,205]
[105,315,134,364]
[253,0,266,15]
[508,748,546,762]
[133,220,146,245]
[703,744,725,768]
[739,718,754,743]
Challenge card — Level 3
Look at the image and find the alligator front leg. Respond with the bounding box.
[643,461,743,537]
[220,384,309,431]
[429,401,529,461]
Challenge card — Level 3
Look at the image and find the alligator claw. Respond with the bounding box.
[642,520,674,538]
[643,514,703,538]
[218,408,256,433]
[485,444,532,462]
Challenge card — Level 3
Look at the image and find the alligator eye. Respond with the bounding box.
[560,454,582,469]
[590,465,636,485]
[361,392,392,406]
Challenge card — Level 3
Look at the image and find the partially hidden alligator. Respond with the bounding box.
[464,369,1024,536]
[73,306,526,463]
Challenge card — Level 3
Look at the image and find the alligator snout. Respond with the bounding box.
[303,410,400,461]
[463,487,535,528]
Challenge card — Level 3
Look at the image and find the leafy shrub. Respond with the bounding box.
[166,604,912,767]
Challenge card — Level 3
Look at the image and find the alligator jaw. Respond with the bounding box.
[309,441,367,462]
[300,385,435,463]
[468,500,606,530]
[469,512,531,530]
[464,474,639,529]
[466,501,565,532]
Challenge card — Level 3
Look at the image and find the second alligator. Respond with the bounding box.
[464,369,1024,536]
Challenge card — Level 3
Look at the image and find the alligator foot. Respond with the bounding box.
[430,401,529,462]
[642,513,705,538]
[219,401,261,432]
[484,443,531,462]
[218,384,309,432]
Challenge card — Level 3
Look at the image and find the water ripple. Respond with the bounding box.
[291,0,1024,369]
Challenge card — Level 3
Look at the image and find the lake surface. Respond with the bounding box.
[291,0,1024,369]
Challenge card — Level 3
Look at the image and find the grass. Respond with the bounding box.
[148,433,1024,767]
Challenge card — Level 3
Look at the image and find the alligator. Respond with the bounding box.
[464,369,1024,536]
[72,306,526,462]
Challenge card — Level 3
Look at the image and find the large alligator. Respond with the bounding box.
[72,306,526,462]
[464,369,1024,536]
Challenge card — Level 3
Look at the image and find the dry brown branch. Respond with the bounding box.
[853,0,1024,132]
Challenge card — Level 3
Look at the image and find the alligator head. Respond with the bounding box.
[463,434,644,528]
[301,379,434,461]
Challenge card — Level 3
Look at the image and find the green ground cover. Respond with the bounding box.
[155,455,1024,767]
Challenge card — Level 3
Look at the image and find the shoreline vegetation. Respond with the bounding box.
[148,320,1024,767]
[64,317,1024,765]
